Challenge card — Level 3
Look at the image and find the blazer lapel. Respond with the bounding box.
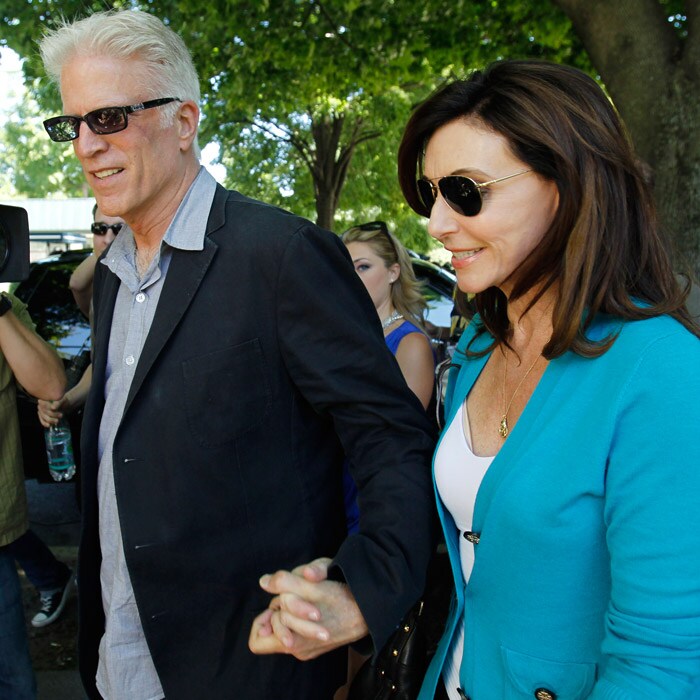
[122,184,228,413]
[91,269,120,393]
[123,237,218,415]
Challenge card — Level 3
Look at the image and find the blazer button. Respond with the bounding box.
[534,689,557,700]
[463,531,480,544]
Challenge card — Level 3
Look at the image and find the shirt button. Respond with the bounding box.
[125,355,135,366]
[136,292,146,303]
[535,689,557,700]
[463,531,480,544]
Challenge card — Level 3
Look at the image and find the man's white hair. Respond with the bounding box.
[40,9,201,156]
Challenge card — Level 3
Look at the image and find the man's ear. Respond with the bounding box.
[177,100,200,151]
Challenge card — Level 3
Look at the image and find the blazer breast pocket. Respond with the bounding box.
[182,339,272,447]
[501,646,597,700]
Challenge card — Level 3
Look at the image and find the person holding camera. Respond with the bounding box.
[0,291,66,699]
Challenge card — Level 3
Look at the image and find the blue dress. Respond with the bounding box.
[343,320,427,534]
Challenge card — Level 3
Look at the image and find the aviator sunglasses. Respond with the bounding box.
[43,98,181,142]
[417,169,531,217]
[91,222,123,236]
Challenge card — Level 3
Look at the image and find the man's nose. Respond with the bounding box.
[73,121,108,159]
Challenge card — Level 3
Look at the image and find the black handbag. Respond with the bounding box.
[347,600,430,700]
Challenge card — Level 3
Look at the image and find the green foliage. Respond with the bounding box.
[0,89,87,197]
[1,0,589,252]
[658,0,688,37]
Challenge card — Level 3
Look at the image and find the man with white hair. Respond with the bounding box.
[40,10,434,700]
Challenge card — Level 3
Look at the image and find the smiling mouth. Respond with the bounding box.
[453,248,484,260]
[94,168,123,179]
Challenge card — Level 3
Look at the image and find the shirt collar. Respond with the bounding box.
[100,165,218,273]
[163,166,218,251]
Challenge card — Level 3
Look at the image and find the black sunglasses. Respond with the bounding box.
[43,98,181,142]
[416,169,531,217]
[91,222,124,236]
[354,221,399,257]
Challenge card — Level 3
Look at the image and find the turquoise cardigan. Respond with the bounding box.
[419,313,700,700]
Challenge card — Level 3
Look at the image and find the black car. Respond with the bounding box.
[411,256,457,331]
[13,248,457,482]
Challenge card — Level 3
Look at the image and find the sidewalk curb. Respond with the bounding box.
[37,669,85,700]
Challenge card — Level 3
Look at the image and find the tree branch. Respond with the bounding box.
[313,1,356,52]
[234,117,311,155]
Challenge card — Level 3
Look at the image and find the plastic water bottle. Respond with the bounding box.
[44,418,76,481]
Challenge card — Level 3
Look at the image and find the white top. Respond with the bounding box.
[434,401,494,700]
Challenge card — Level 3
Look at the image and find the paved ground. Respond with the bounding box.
[22,478,85,700]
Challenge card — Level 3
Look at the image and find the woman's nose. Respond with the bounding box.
[427,196,459,242]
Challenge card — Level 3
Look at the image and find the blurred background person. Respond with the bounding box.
[339,220,435,535]
[0,290,66,699]
[70,203,123,318]
[396,59,700,700]
[37,203,123,429]
[341,221,435,410]
[26,203,122,631]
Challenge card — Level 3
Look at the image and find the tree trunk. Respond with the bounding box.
[315,180,339,231]
[310,115,343,230]
[307,114,377,231]
[553,0,700,277]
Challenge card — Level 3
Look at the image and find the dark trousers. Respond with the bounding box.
[6,529,70,592]
[0,548,36,699]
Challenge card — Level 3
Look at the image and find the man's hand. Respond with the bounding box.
[249,557,369,661]
[37,395,70,428]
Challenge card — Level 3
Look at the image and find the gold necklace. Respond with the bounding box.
[499,348,541,439]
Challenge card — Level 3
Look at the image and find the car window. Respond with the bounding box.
[411,260,456,329]
[419,283,454,328]
[14,260,91,361]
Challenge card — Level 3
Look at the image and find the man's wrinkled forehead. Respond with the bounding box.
[60,53,146,112]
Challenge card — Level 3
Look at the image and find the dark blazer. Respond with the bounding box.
[78,185,436,700]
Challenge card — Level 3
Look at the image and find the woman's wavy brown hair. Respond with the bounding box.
[398,60,699,357]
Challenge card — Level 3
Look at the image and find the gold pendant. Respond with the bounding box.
[498,415,509,438]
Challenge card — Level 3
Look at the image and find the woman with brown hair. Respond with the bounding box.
[395,59,700,699]
[249,60,700,700]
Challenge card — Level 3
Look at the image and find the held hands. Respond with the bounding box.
[249,557,369,661]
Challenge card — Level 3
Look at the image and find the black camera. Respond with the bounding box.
[0,204,30,282]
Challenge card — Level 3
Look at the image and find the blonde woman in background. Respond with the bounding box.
[342,221,435,409]
[337,221,436,700]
